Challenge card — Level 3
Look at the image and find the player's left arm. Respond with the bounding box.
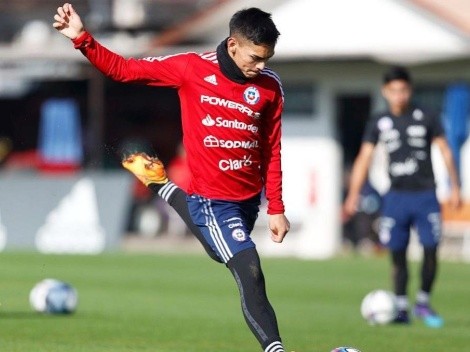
[260,88,284,214]
[433,136,462,209]
[260,84,289,242]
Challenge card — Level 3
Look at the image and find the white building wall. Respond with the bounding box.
[255,59,470,259]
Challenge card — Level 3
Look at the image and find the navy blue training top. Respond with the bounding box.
[362,107,444,191]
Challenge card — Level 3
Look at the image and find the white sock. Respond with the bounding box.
[416,290,430,305]
[396,295,409,311]
[265,341,284,352]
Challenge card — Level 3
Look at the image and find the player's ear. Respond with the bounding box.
[227,37,237,55]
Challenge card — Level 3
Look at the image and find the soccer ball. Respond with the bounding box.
[331,348,362,352]
[360,289,397,325]
[30,278,78,314]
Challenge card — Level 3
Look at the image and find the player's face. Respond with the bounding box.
[382,80,412,115]
[227,36,274,79]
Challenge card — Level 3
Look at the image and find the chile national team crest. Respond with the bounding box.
[243,86,260,105]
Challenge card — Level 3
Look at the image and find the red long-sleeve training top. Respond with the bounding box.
[73,32,285,214]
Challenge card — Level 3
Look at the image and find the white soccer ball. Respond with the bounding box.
[331,347,362,352]
[360,289,397,325]
[30,278,78,314]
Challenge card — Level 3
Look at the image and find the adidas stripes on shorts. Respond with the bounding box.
[187,193,260,263]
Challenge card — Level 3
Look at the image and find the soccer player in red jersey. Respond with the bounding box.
[54,4,290,351]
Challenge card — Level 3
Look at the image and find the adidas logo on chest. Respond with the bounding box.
[204,74,218,86]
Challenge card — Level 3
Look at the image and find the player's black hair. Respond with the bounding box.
[229,8,280,46]
[383,66,412,85]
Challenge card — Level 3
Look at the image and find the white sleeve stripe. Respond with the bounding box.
[199,52,218,63]
[141,52,195,62]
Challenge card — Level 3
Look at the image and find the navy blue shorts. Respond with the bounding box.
[187,194,260,263]
[379,189,441,251]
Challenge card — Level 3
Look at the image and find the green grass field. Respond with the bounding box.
[1,251,469,352]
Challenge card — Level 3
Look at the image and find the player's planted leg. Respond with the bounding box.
[391,249,410,324]
[227,248,284,352]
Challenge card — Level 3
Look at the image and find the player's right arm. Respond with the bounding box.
[433,136,462,209]
[52,3,187,86]
[342,142,375,220]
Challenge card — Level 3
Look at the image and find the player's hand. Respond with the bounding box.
[342,194,359,223]
[448,187,462,210]
[268,214,290,243]
[53,3,85,40]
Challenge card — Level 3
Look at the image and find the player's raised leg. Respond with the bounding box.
[122,153,222,263]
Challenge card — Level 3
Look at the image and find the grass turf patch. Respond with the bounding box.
[0,252,469,352]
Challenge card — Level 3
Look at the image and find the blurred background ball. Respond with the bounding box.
[360,289,397,325]
[331,347,362,352]
[30,278,78,314]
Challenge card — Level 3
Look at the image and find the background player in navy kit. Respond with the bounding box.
[53,4,290,352]
[344,66,461,327]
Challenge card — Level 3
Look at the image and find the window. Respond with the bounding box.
[282,83,315,117]
[413,85,446,114]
